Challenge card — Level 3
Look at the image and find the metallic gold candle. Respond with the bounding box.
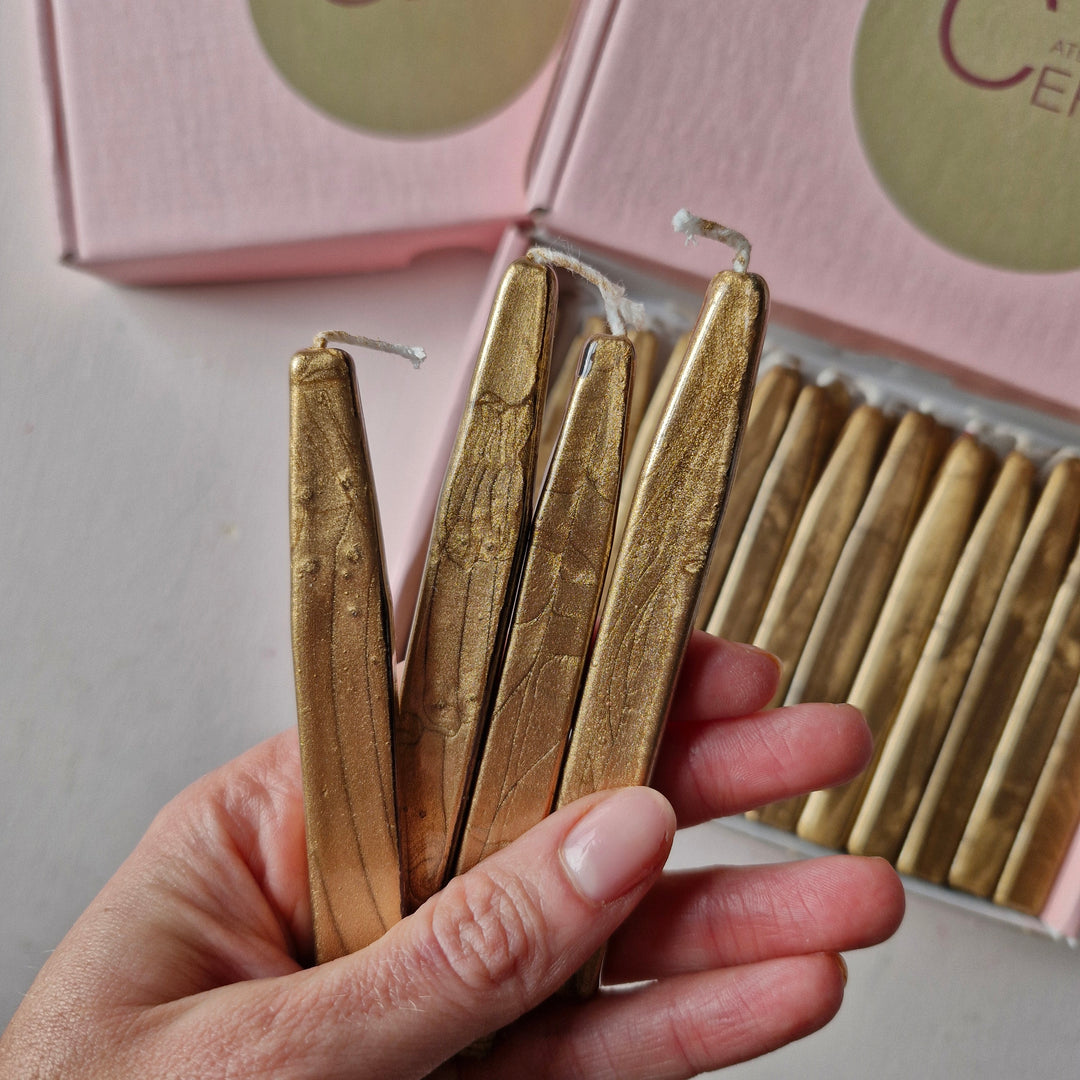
[898,456,1080,884]
[395,257,558,911]
[705,380,849,644]
[753,404,894,831]
[996,677,1080,914]
[796,434,994,850]
[848,451,1034,861]
[694,363,803,628]
[556,267,766,995]
[290,346,401,961]
[625,328,659,455]
[950,533,1080,897]
[455,335,632,874]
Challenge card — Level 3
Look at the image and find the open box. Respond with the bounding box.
[39,0,1080,937]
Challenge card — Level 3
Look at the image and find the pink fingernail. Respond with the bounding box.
[560,788,675,904]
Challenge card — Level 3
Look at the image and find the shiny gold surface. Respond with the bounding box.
[625,329,659,454]
[996,676,1080,914]
[797,435,994,850]
[755,406,893,831]
[705,381,848,644]
[557,271,767,807]
[848,452,1034,860]
[537,316,607,476]
[950,534,1080,897]
[455,335,632,874]
[898,457,1080,884]
[395,258,557,911]
[695,365,802,628]
[290,347,401,961]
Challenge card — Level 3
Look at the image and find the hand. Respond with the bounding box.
[0,632,903,1079]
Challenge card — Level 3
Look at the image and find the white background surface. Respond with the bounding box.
[2,4,1078,1076]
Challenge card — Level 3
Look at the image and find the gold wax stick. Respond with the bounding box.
[558,270,766,802]
[996,676,1080,914]
[694,364,803,628]
[848,452,1034,861]
[290,346,401,961]
[775,412,946,833]
[557,265,766,997]
[705,381,849,644]
[455,336,632,875]
[753,404,894,831]
[898,457,1080,884]
[537,316,607,477]
[395,258,557,911]
[796,435,994,850]
[610,334,690,561]
[625,328,659,454]
[950,533,1080,897]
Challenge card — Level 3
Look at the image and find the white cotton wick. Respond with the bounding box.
[313,331,426,370]
[526,246,647,337]
[672,209,752,273]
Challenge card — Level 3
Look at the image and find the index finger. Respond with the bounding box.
[670,630,782,723]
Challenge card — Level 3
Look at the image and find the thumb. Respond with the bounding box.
[201,786,675,1079]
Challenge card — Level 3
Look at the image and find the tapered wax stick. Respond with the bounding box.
[290,346,401,960]
[705,380,848,644]
[950,532,1080,897]
[797,435,994,850]
[754,404,894,830]
[848,452,1034,861]
[455,335,632,874]
[996,677,1080,914]
[537,315,607,476]
[694,364,803,628]
[899,457,1080,883]
[395,257,557,911]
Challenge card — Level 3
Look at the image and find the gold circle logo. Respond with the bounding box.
[852,0,1080,272]
[249,0,574,137]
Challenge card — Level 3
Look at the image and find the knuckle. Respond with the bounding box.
[425,869,547,1000]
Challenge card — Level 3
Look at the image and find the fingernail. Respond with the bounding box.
[560,788,675,904]
[740,642,782,675]
[832,953,848,986]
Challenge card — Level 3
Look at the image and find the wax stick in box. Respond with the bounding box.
[694,363,803,629]
[950,531,1080,897]
[395,257,557,911]
[556,216,767,993]
[290,343,402,961]
[705,379,848,644]
[625,328,659,454]
[796,434,994,850]
[752,404,893,830]
[848,451,1034,861]
[456,333,632,874]
[898,456,1080,883]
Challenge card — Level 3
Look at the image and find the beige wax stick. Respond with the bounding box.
[290,347,401,961]
[848,452,1034,861]
[625,328,659,454]
[455,335,632,874]
[950,533,1080,897]
[753,406,894,831]
[705,381,849,644]
[796,435,994,850]
[395,257,557,911]
[694,364,803,627]
[898,457,1080,884]
[774,412,946,832]
[996,677,1080,914]
[537,315,607,476]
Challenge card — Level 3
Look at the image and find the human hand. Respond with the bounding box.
[0,632,903,1079]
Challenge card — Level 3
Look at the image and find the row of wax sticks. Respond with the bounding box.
[649,356,1080,917]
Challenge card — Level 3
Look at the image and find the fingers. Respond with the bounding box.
[184,787,676,1079]
[461,953,846,1080]
[654,701,872,824]
[670,631,782,723]
[604,855,904,983]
